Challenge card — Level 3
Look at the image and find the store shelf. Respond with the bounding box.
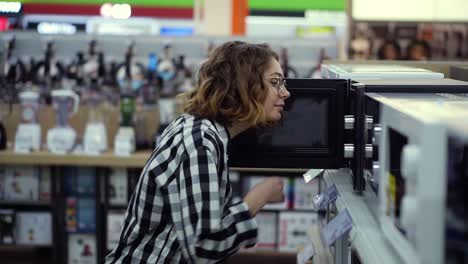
[0,150,312,173]
[0,200,51,209]
[0,244,52,252]
[323,169,403,264]
[226,250,296,264]
[0,150,152,168]
[231,167,309,173]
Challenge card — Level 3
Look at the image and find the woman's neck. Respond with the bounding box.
[227,121,250,139]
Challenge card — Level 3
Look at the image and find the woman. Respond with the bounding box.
[106,41,290,263]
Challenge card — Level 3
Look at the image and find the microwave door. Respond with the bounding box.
[229,78,348,170]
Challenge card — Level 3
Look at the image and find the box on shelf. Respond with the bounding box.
[0,209,15,244]
[64,167,96,197]
[278,212,319,252]
[2,166,39,201]
[15,212,52,245]
[68,234,97,264]
[244,176,290,210]
[66,198,96,233]
[108,168,128,206]
[254,212,278,251]
[0,167,5,199]
[39,167,51,201]
[293,177,322,210]
[107,211,125,250]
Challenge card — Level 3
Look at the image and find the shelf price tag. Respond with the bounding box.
[321,208,353,246]
[313,184,338,210]
[303,168,324,183]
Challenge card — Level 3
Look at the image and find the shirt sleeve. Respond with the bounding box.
[167,143,258,263]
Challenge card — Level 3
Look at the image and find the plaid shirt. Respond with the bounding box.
[105,114,258,264]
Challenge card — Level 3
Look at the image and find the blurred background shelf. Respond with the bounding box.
[0,150,152,168]
[0,200,51,210]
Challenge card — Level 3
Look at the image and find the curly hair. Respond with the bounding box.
[182,41,279,127]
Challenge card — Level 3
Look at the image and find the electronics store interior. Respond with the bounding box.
[0,0,467,264]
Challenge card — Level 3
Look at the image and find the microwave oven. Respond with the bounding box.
[349,78,468,191]
[377,93,468,264]
[229,78,348,170]
[228,77,468,193]
[321,63,444,80]
[450,65,468,82]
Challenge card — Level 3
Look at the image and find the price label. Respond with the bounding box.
[303,169,324,183]
[327,184,338,203]
[313,184,338,210]
[321,209,353,246]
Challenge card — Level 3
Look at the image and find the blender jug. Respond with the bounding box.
[47,89,80,154]
[14,91,41,152]
[114,94,136,156]
[83,89,107,154]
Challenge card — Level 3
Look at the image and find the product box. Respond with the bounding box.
[254,212,278,250]
[107,211,126,250]
[66,198,96,233]
[108,168,128,206]
[76,168,96,196]
[68,234,97,264]
[3,166,39,201]
[0,166,6,199]
[77,198,96,233]
[39,167,51,201]
[66,197,78,233]
[278,212,318,252]
[0,209,15,244]
[293,177,322,210]
[64,167,96,197]
[244,176,290,210]
[15,212,52,245]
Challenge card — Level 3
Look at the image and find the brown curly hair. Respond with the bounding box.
[182,41,279,127]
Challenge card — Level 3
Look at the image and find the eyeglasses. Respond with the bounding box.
[267,77,287,94]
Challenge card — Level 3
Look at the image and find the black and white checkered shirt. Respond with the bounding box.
[105,114,258,264]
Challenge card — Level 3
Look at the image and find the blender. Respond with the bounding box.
[83,87,107,155]
[114,94,135,156]
[14,91,41,153]
[157,44,176,96]
[47,89,80,154]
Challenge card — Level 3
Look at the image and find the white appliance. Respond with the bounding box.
[321,64,444,80]
[47,89,80,154]
[376,92,468,264]
[15,91,41,153]
[83,91,107,155]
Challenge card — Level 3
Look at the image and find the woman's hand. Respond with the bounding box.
[243,177,284,217]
